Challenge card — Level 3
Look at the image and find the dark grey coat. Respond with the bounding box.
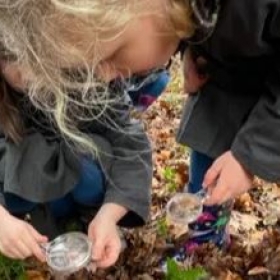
[0,87,152,226]
[177,0,280,181]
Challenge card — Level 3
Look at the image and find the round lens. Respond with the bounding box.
[166,193,204,224]
[46,232,92,273]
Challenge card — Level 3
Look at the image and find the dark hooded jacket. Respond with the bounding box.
[0,84,152,226]
[177,0,280,181]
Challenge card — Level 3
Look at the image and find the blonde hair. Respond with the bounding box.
[168,0,195,39]
[0,0,135,153]
[0,0,194,154]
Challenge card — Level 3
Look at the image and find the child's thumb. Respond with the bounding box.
[92,238,105,261]
[203,163,222,189]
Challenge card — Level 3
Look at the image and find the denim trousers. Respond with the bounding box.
[4,158,105,218]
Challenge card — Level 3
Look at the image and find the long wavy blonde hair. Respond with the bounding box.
[0,0,193,154]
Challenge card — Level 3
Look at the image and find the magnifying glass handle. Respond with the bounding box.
[195,189,210,203]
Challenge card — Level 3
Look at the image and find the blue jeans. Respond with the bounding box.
[4,158,105,218]
[187,150,214,194]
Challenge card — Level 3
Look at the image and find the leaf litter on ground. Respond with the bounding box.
[22,64,280,279]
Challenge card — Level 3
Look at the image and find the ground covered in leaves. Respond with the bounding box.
[24,70,280,280]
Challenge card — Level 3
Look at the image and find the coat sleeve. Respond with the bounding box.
[98,95,153,227]
[0,131,80,203]
[231,1,280,181]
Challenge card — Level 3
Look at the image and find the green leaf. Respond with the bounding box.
[163,167,176,181]
[157,217,168,237]
[0,254,26,280]
[16,273,28,280]
[181,267,207,280]
[166,258,180,280]
[166,258,207,280]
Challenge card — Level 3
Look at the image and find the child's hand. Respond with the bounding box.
[88,215,122,268]
[0,208,48,262]
[203,151,254,205]
[88,203,127,268]
[183,49,209,94]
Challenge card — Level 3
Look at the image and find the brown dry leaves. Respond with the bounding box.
[26,71,280,279]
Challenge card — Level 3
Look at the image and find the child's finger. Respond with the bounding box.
[16,240,32,259]
[5,245,26,260]
[96,246,119,268]
[92,238,105,261]
[8,250,22,260]
[203,163,222,189]
[26,225,48,262]
[28,224,48,243]
[25,231,46,262]
[204,182,228,205]
[33,246,46,263]
[88,261,97,273]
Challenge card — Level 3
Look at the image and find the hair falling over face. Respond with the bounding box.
[0,0,194,152]
[0,75,24,143]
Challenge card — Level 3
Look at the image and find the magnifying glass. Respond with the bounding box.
[41,232,92,277]
[166,189,209,225]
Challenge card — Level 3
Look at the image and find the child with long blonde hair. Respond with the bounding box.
[0,0,158,268]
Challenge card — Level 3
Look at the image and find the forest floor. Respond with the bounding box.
[8,65,280,280]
